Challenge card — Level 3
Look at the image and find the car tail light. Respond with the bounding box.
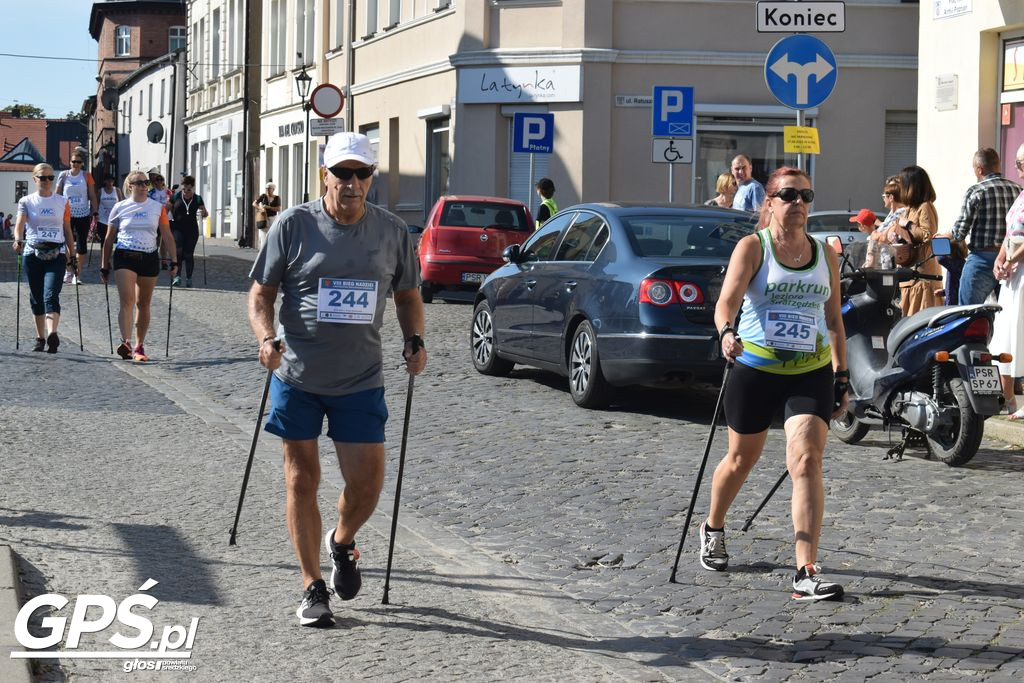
[640,279,676,306]
[676,281,704,304]
[640,278,705,306]
[964,318,990,341]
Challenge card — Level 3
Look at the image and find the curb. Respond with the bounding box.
[0,545,32,683]
[984,415,1024,446]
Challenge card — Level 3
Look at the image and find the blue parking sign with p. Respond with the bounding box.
[513,113,554,154]
[652,86,694,137]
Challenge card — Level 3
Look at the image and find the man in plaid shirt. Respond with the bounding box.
[947,148,1023,305]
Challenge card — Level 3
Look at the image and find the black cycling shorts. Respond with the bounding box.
[71,215,91,254]
[113,249,160,278]
[724,362,834,434]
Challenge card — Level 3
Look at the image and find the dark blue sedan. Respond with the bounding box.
[470,203,758,407]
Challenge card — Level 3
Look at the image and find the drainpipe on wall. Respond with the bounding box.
[240,0,252,247]
[346,0,355,135]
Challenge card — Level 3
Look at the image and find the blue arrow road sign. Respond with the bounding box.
[513,112,554,154]
[764,35,837,109]
[652,86,694,137]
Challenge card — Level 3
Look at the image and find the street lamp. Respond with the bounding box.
[294,56,313,203]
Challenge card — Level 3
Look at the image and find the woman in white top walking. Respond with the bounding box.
[95,174,123,248]
[12,163,78,352]
[100,170,177,362]
[55,152,98,284]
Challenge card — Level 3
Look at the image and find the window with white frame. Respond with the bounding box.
[333,0,344,48]
[160,79,165,117]
[387,0,400,28]
[169,26,186,52]
[212,9,221,78]
[190,23,199,87]
[270,0,286,75]
[296,0,314,65]
[115,26,131,56]
[147,84,153,121]
[227,0,235,72]
[365,0,378,38]
[199,18,207,82]
[138,90,143,118]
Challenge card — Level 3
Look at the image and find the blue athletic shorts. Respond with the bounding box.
[264,375,388,443]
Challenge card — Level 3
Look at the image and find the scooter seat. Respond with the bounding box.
[886,303,1001,355]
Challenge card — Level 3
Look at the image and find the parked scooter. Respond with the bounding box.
[829,236,1007,466]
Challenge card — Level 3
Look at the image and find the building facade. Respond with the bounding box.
[917,2,1024,228]
[89,0,188,183]
[116,51,187,183]
[184,0,262,241]
[0,114,88,218]
[259,0,919,228]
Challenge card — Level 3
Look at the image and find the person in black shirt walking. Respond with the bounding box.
[169,176,207,287]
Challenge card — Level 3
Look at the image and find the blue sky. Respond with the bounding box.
[2,2,98,117]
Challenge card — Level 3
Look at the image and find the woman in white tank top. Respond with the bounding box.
[700,166,850,602]
[96,175,123,245]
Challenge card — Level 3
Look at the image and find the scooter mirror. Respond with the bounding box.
[931,236,952,257]
[825,235,844,254]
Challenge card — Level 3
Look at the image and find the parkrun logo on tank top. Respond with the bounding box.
[764,280,830,310]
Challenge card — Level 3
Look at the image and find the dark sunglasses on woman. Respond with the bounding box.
[36,175,55,181]
[327,165,375,181]
[771,188,815,204]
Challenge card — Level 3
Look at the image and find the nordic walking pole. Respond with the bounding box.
[229,339,281,546]
[15,254,22,350]
[382,336,423,605]
[201,219,208,285]
[742,470,789,532]
[165,266,174,357]
[104,278,113,354]
[669,359,734,583]
[74,261,83,351]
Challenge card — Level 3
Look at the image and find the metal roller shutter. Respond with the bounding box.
[883,111,917,180]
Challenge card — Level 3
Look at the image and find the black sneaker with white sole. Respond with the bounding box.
[792,564,844,601]
[325,529,361,600]
[296,579,334,627]
[699,520,729,571]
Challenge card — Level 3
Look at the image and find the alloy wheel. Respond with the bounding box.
[472,309,495,366]
[570,330,592,396]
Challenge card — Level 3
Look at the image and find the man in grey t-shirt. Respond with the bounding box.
[248,132,426,628]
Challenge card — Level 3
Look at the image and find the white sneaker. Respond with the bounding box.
[63,271,73,284]
[699,520,729,571]
[71,275,80,285]
[792,564,844,601]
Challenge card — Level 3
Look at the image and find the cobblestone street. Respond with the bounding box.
[2,241,1023,681]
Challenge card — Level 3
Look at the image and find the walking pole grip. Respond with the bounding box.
[228,339,281,546]
[382,335,423,604]
[669,359,733,583]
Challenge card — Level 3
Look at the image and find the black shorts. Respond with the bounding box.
[724,362,834,434]
[113,249,160,278]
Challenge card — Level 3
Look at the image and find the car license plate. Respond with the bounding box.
[967,366,1001,395]
[461,272,486,284]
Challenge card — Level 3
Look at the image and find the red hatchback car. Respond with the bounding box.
[418,195,533,302]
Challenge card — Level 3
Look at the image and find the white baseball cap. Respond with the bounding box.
[323,132,375,168]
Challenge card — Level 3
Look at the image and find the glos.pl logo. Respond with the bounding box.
[10,579,200,672]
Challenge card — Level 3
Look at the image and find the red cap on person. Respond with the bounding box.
[849,209,877,227]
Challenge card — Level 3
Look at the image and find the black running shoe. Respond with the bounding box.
[792,564,844,601]
[325,529,361,600]
[32,337,45,352]
[296,579,334,627]
[699,520,729,571]
[46,332,59,354]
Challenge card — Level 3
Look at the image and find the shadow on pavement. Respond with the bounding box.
[110,523,221,606]
[0,508,89,532]
[13,554,69,683]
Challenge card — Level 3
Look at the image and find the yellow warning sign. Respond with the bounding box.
[784,126,820,154]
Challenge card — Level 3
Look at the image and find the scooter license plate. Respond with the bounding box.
[967,366,1001,395]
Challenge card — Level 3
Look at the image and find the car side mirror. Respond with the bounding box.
[503,244,522,264]
[407,224,424,234]
[825,235,844,254]
[931,236,951,257]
